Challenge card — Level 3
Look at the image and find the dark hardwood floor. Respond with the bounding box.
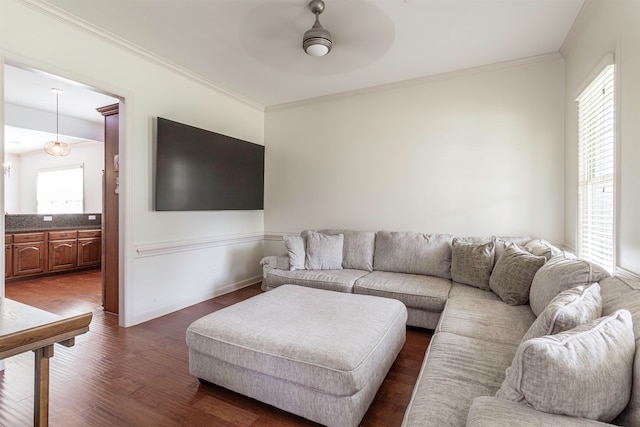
[1,270,432,426]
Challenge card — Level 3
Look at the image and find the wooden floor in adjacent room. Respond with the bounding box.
[1,270,432,426]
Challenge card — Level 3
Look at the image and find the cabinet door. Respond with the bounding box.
[78,237,101,267]
[13,242,45,276]
[48,239,78,272]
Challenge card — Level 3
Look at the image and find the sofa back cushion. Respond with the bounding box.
[529,253,610,316]
[493,236,531,263]
[600,276,640,426]
[373,231,453,279]
[525,238,563,261]
[317,229,376,271]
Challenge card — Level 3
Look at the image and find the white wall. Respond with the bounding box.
[1,0,265,326]
[12,141,103,214]
[265,55,565,251]
[3,153,19,213]
[561,0,640,275]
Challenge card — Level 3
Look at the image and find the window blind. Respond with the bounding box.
[577,64,615,273]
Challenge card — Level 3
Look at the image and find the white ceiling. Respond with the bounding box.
[3,64,118,154]
[3,0,585,155]
[38,0,585,107]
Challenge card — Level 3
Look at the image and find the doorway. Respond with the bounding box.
[2,62,121,317]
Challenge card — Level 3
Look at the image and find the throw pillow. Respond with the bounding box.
[489,245,546,305]
[525,238,563,261]
[529,253,611,316]
[450,239,495,290]
[521,283,602,342]
[305,231,344,270]
[318,229,376,271]
[496,309,635,422]
[283,235,305,271]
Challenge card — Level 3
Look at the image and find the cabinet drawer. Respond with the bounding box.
[49,230,78,240]
[14,232,45,243]
[5,234,13,244]
[78,229,101,238]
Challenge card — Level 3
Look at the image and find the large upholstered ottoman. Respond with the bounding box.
[186,284,407,427]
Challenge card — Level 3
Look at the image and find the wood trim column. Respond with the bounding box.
[97,104,119,314]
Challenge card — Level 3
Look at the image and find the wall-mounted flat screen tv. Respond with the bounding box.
[155,117,264,211]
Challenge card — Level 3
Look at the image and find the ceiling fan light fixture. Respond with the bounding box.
[44,88,71,156]
[303,0,332,57]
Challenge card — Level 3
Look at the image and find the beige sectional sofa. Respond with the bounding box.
[260,230,640,426]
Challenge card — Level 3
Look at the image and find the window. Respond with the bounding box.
[576,62,615,273]
[36,164,84,214]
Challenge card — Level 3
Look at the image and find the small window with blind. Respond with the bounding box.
[576,60,615,273]
[36,164,84,214]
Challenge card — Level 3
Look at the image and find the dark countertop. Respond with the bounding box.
[7,226,102,234]
[5,213,102,235]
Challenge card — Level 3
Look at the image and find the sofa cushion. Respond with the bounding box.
[599,276,640,426]
[529,253,610,316]
[467,396,615,427]
[450,239,494,290]
[497,310,635,422]
[354,271,450,312]
[490,245,546,305]
[600,276,640,337]
[304,231,343,270]
[436,297,536,347]
[266,268,369,293]
[522,283,602,342]
[283,235,305,271]
[525,238,563,261]
[402,332,517,427]
[448,281,501,301]
[318,229,376,271]
[373,231,453,279]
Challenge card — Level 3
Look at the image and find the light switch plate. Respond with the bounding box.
[43,216,53,221]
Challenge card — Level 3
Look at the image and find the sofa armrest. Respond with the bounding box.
[260,256,290,291]
[467,397,615,427]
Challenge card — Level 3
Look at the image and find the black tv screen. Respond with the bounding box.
[155,117,264,211]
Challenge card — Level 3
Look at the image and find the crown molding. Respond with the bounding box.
[266,52,563,112]
[17,0,264,112]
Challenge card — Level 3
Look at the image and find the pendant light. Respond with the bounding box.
[44,88,71,156]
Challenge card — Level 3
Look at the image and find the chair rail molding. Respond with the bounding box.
[135,232,264,258]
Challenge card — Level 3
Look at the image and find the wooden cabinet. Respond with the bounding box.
[77,230,101,267]
[48,230,78,272]
[6,229,101,281]
[13,232,46,277]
